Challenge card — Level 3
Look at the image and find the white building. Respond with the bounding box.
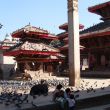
[0,36,18,79]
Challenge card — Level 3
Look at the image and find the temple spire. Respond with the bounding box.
[5,33,10,40]
[29,22,31,25]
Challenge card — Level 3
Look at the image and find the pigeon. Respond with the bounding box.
[74,90,80,93]
[15,103,21,108]
[31,101,39,109]
[101,87,104,90]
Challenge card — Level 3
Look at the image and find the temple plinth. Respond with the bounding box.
[67,0,80,87]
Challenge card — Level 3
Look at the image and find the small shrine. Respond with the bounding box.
[0,34,17,79]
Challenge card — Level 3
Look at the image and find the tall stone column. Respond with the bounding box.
[67,0,80,87]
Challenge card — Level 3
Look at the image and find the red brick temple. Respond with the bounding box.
[4,24,65,79]
[57,23,84,72]
[80,1,110,70]
[58,1,110,71]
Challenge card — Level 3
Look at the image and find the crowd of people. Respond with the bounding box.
[53,84,76,110]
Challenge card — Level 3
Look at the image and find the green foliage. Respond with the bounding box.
[50,39,61,48]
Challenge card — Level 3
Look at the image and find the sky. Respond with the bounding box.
[0,0,109,40]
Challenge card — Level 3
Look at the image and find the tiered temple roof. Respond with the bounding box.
[79,1,110,53]
[4,25,65,63]
[59,44,85,51]
[59,23,84,31]
[0,36,16,50]
[58,1,110,52]
[57,23,84,51]
[80,20,110,39]
[88,1,110,21]
[12,24,57,40]
[80,1,110,39]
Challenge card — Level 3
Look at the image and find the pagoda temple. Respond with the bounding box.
[58,1,110,71]
[57,23,85,72]
[80,1,110,70]
[0,34,17,79]
[4,24,65,80]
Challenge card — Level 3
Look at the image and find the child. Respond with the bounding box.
[53,84,63,101]
[54,90,67,110]
[64,88,71,99]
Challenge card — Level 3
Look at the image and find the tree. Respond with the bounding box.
[50,39,64,48]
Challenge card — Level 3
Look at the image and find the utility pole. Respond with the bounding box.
[67,0,80,87]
